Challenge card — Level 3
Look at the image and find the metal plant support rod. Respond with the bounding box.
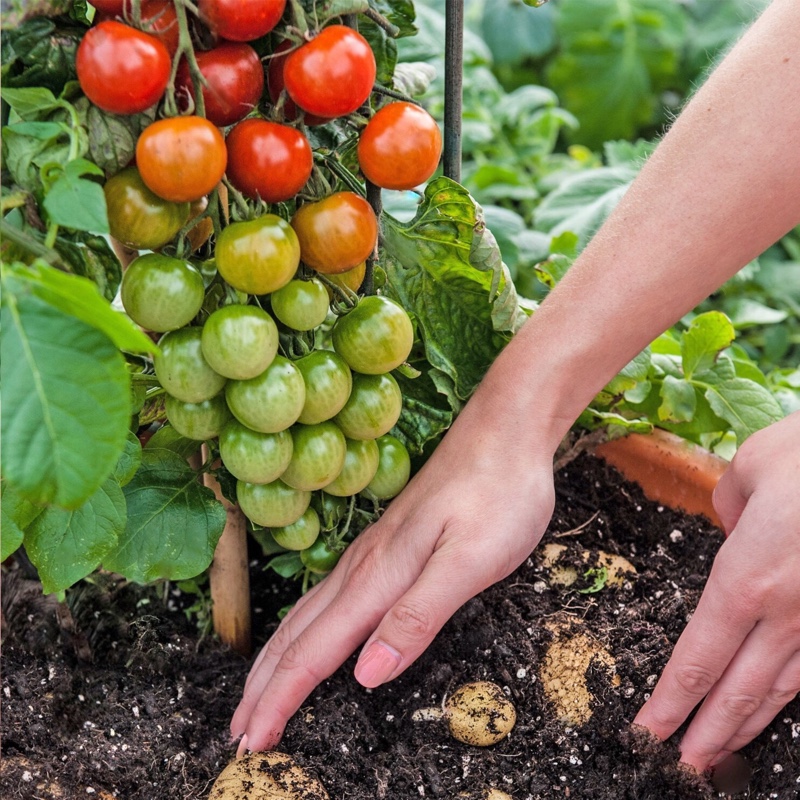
[444,0,464,182]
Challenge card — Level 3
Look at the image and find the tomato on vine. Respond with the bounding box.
[271,509,320,551]
[358,102,443,190]
[270,278,329,331]
[280,422,347,492]
[215,215,300,295]
[198,0,286,42]
[95,1,180,57]
[284,25,376,119]
[176,43,264,127]
[366,434,411,500]
[323,437,379,497]
[332,295,414,374]
[77,21,171,115]
[136,116,227,203]
[324,262,366,297]
[225,119,313,203]
[237,479,311,528]
[155,327,228,404]
[165,394,232,441]
[291,192,377,274]
[294,350,353,425]
[104,166,190,251]
[121,253,204,333]
[267,41,330,126]
[334,372,403,440]
[300,536,341,574]
[218,420,293,485]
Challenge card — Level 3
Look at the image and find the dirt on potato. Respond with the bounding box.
[2,453,798,800]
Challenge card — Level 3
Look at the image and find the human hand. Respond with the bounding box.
[633,410,800,771]
[229,394,558,753]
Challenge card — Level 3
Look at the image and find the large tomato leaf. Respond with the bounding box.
[1,267,132,509]
[104,449,226,584]
[25,478,126,594]
[382,177,526,410]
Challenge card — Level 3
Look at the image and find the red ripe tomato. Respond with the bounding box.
[284,25,376,119]
[95,1,180,58]
[267,41,329,127]
[76,21,171,115]
[198,0,286,42]
[176,42,264,127]
[226,119,312,203]
[358,102,442,190]
[136,116,227,203]
[291,192,377,274]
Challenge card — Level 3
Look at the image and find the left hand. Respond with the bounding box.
[633,410,800,771]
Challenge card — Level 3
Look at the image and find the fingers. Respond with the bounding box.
[711,465,747,536]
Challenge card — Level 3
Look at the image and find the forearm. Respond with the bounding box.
[470,0,800,451]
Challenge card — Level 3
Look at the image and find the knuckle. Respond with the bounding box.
[388,600,436,641]
[275,640,324,685]
[672,663,718,699]
[765,685,799,709]
[716,692,762,723]
[267,620,296,658]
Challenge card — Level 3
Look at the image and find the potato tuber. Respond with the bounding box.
[208,752,329,800]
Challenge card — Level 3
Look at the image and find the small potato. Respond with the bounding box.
[444,681,517,746]
[208,752,329,800]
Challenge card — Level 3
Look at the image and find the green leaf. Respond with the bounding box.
[114,431,143,488]
[360,16,398,86]
[25,478,126,594]
[382,177,526,405]
[392,368,454,456]
[658,375,697,423]
[2,122,71,191]
[534,166,636,250]
[105,450,226,583]
[481,0,555,65]
[42,159,109,233]
[1,0,73,29]
[681,311,735,379]
[369,0,417,38]
[1,86,61,118]
[6,261,155,353]
[86,103,156,177]
[391,61,436,97]
[546,0,686,148]
[0,480,41,561]
[268,552,304,578]
[703,378,784,444]
[722,298,789,329]
[1,273,132,509]
[144,425,202,460]
[50,231,123,302]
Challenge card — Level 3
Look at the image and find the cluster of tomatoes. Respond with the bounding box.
[80,0,443,572]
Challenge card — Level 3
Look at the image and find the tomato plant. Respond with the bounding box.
[270,278,329,331]
[136,116,227,203]
[358,102,443,190]
[121,254,204,333]
[165,394,232,441]
[198,0,286,42]
[366,435,411,500]
[284,25,376,119]
[294,350,353,425]
[201,304,279,380]
[334,372,403,440]
[237,479,311,528]
[95,1,180,57]
[77,21,171,115]
[218,420,293,485]
[323,437,379,497]
[300,536,342,574]
[176,42,264,127]
[332,295,414,374]
[267,41,330,126]
[280,422,347,491]
[215,215,301,295]
[324,262,366,297]
[291,192,377,274]
[104,167,190,251]
[155,327,228,403]
[271,508,320,551]
[225,355,306,433]
[225,119,313,203]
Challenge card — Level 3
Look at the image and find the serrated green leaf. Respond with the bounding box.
[703,378,784,444]
[5,261,155,354]
[658,375,697,423]
[392,368,454,456]
[105,450,226,583]
[25,478,126,594]
[1,277,131,509]
[681,311,735,379]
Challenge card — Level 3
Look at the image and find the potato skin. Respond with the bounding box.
[209,752,329,800]
[445,681,517,746]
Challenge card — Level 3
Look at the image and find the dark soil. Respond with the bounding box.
[2,454,798,799]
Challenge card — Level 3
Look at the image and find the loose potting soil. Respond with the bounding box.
[2,454,798,799]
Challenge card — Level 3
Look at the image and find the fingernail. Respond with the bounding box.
[354,640,401,688]
[236,734,249,760]
[709,750,732,768]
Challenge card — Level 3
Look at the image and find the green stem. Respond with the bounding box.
[313,152,366,196]
[0,192,28,213]
[43,223,59,249]
[165,0,207,118]
[222,177,251,220]
[0,219,63,266]
[362,7,400,38]
[371,82,422,106]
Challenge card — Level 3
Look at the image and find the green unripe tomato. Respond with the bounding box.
[201,304,279,380]
[280,421,347,491]
[155,327,227,403]
[300,535,342,574]
[295,350,353,424]
[334,372,402,440]
[218,420,293,484]
[105,166,190,251]
[324,437,379,496]
[121,253,204,333]
[270,278,330,331]
[215,215,300,295]
[225,355,306,433]
[366,434,411,499]
[165,393,232,440]
[271,508,320,551]
[332,295,413,374]
[237,479,311,528]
